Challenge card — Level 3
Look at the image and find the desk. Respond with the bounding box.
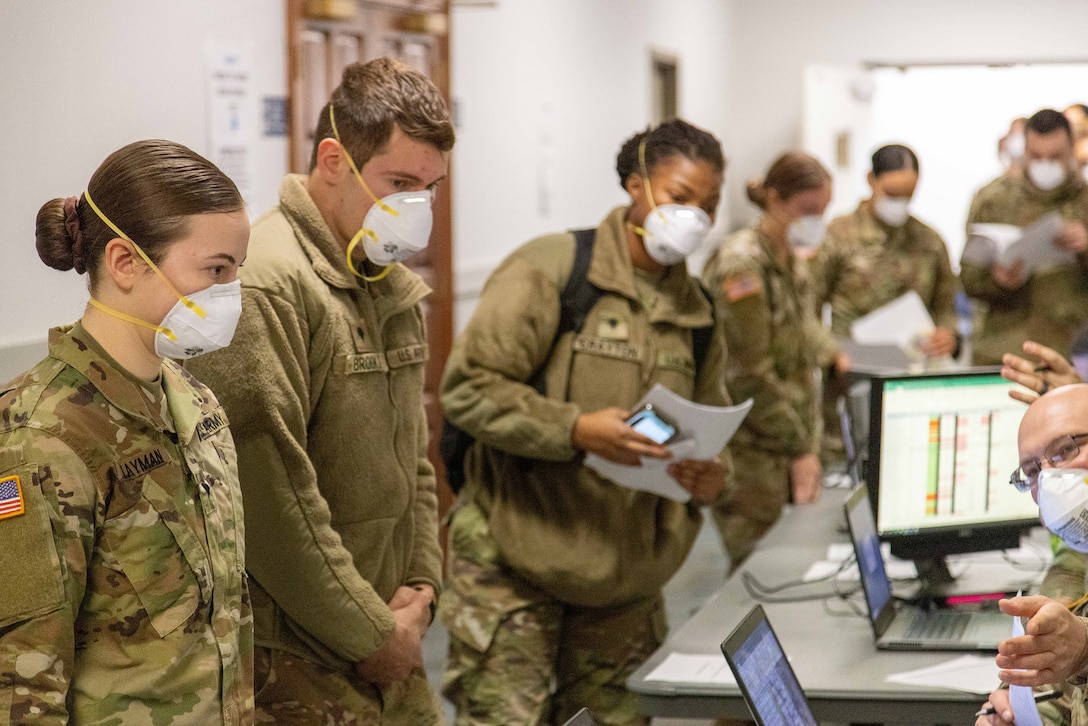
[628,488,1048,724]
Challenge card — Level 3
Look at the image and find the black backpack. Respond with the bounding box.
[439,228,714,493]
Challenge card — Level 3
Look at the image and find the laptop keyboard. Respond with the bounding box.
[903,610,971,641]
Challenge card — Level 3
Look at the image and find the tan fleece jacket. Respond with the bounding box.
[187,174,441,671]
[442,206,733,608]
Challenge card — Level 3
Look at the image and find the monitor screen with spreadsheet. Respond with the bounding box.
[865,370,1038,584]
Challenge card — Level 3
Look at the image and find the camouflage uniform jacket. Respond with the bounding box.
[961,175,1088,364]
[186,174,442,672]
[1035,542,1088,726]
[701,226,823,459]
[0,324,253,725]
[441,206,733,609]
[815,201,958,336]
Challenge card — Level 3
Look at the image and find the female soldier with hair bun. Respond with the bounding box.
[440,118,733,725]
[702,151,841,569]
[0,139,253,724]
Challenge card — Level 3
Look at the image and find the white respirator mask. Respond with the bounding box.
[641,204,712,266]
[872,196,911,228]
[1037,468,1088,553]
[330,104,434,282]
[1028,159,1068,191]
[787,215,827,250]
[627,138,712,266]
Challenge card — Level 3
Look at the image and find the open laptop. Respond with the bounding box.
[844,486,1008,651]
[720,604,817,726]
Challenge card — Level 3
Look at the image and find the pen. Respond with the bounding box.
[975,689,1062,717]
[1034,364,1053,372]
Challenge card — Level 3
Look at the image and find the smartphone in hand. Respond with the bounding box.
[625,404,678,445]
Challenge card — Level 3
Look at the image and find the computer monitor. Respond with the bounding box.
[866,369,1039,593]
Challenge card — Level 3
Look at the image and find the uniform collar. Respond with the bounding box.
[278,174,431,314]
[50,324,221,444]
[751,224,796,277]
[1019,173,1084,202]
[587,206,713,328]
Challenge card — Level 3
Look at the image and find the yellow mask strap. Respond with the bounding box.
[632,137,666,237]
[344,229,393,282]
[88,297,178,342]
[329,104,397,217]
[329,104,396,281]
[83,189,207,318]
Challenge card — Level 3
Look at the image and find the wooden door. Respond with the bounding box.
[287,0,455,519]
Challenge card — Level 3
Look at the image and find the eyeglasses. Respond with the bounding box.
[1009,432,1088,492]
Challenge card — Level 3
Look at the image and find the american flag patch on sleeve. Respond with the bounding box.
[723,271,763,302]
[0,475,25,520]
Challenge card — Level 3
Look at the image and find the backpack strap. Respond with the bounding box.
[528,228,602,394]
[689,278,715,380]
[558,228,602,337]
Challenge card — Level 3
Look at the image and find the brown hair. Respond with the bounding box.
[746,151,830,209]
[35,139,244,291]
[309,57,455,171]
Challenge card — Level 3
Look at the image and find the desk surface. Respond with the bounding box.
[627,488,1048,724]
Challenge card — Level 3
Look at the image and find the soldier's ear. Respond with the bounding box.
[100,238,142,293]
[314,138,347,185]
[625,172,646,203]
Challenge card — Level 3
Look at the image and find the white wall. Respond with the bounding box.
[449,0,735,328]
[725,0,1088,231]
[0,1,287,371]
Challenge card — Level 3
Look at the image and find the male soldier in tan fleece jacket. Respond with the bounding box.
[188,58,454,724]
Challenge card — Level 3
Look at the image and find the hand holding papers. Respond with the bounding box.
[1006,608,1046,726]
[584,384,752,502]
[850,290,934,349]
[963,212,1072,275]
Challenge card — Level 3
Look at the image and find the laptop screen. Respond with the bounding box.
[845,486,893,623]
[722,605,817,726]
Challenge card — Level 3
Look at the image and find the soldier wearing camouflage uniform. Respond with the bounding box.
[440,120,732,726]
[0,140,253,723]
[186,58,453,725]
[813,144,960,466]
[962,109,1088,366]
[702,152,836,567]
[815,146,959,345]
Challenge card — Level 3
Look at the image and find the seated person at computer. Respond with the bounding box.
[977,384,1088,726]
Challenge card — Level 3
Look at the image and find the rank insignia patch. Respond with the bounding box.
[0,475,25,521]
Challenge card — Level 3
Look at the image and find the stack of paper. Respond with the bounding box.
[962,212,1072,274]
[849,290,935,353]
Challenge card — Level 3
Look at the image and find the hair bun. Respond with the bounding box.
[35,196,84,273]
[746,180,768,209]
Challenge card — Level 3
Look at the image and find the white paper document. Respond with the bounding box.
[1009,609,1046,726]
[849,290,935,351]
[584,385,753,502]
[963,212,1072,274]
[885,654,999,694]
[643,653,737,685]
[962,223,1023,266]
